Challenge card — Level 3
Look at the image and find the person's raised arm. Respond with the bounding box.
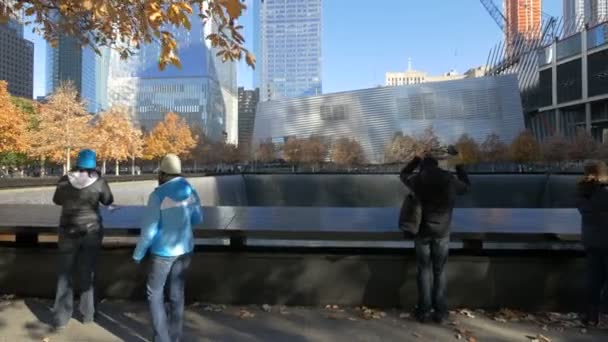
[452,164,471,195]
[400,156,422,186]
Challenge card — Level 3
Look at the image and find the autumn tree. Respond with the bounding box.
[417,126,441,154]
[508,131,541,164]
[220,143,240,165]
[541,135,570,164]
[331,138,366,167]
[283,137,303,164]
[255,139,276,163]
[480,133,508,163]
[454,134,481,165]
[568,128,597,161]
[301,135,328,171]
[1,1,254,70]
[125,123,144,175]
[144,112,196,162]
[30,82,90,173]
[0,81,29,165]
[384,132,422,163]
[91,105,143,175]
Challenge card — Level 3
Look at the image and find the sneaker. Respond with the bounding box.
[585,309,600,327]
[433,311,449,324]
[414,311,431,323]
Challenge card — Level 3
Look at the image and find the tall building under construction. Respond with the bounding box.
[505,0,542,52]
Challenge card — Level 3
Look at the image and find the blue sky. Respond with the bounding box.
[26,0,562,98]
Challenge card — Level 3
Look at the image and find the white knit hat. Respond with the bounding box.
[159,154,181,175]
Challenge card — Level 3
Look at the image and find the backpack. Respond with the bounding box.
[399,189,421,236]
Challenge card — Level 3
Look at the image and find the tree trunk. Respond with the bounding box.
[131,157,135,175]
[66,148,71,174]
[115,160,120,176]
[102,160,107,175]
[39,156,45,178]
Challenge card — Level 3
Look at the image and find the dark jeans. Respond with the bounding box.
[53,231,102,326]
[147,254,192,342]
[415,236,449,316]
[586,248,608,319]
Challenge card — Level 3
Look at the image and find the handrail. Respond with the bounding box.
[0,205,581,250]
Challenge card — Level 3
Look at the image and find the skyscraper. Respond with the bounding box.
[563,0,588,35]
[238,87,260,148]
[254,0,322,101]
[564,0,608,35]
[0,19,33,98]
[46,37,110,113]
[107,14,237,142]
[505,0,541,51]
[588,0,608,24]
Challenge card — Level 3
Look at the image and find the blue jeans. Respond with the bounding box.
[415,236,449,317]
[147,254,191,342]
[53,231,102,326]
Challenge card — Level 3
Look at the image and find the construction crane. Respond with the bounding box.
[479,0,560,75]
[480,0,505,32]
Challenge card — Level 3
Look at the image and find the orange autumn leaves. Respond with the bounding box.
[0,0,253,71]
[0,81,29,155]
[143,112,197,160]
[0,80,196,172]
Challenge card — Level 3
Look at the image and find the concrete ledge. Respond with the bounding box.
[0,247,585,311]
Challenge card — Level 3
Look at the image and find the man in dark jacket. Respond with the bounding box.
[52,149,114,329]
[577,161,608,326]
[400,154,470,323]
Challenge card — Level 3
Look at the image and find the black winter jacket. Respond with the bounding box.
[53,171,114,236]
[577,180,608,250]
[400,157,470,238]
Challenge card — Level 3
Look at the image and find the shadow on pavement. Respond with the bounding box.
[95,301,150,342]
[23,298,55,340]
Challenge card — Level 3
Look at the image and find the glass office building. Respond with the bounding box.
[0,19,33,98]
[107,14,237,142]
[46,37,109,113]
[254,0,322,101]
[526,21,608,142]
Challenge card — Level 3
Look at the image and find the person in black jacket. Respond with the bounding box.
[400,154,470,324]
[577,161,608,326]
[51,149,114,329]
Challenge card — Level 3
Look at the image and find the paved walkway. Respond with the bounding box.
[0,298,607,341]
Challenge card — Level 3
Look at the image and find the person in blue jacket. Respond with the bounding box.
[133,154,203,342]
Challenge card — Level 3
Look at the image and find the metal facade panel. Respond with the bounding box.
[253,75,525,163]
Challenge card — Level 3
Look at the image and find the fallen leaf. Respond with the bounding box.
[326,313,344,320]
[261,304,272,313]
[412,332,421,338]
[238,309,255,319]
[538,334,551,342]
[42,338,50,342]
[458,309,475,319]
[466,337,477,342]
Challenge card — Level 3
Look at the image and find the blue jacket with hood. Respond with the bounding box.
[133,177,203,261]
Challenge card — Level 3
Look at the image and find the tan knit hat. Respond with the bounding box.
[159,154,181,175]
